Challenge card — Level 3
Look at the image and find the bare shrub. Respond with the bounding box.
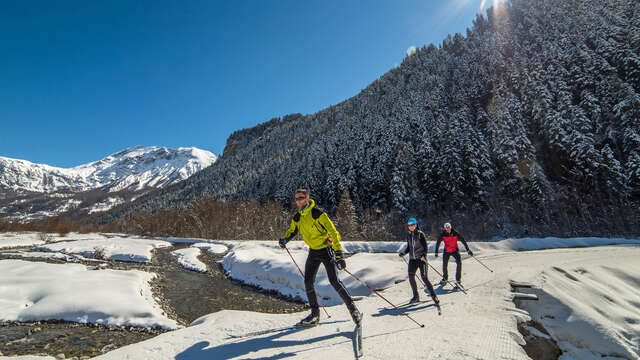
[38,232,53,243]
[93,247,107,260]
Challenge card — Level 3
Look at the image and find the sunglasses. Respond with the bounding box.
[295,197,306,201]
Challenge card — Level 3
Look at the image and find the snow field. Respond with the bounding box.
[0,233,638,359]
[36,237,173,263]
[0,232,46,249]
[171,248,208,272]
[191,242,229,255]
[519,263,640,359]
[0,260,178,329]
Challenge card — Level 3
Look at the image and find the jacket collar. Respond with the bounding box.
[298,199,316,216]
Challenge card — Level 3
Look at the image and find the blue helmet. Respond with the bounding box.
[407,218,417,225]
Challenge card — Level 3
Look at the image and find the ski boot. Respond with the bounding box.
[297,309,320,327]
[439,278,447,286]
[408,296,420,304]
[349,306,362,325]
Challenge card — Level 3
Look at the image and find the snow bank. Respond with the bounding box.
[192,242,228,255]
[165,237,403,254]
[0,232,45,249]
[0,250,79,262]
[36,237,172,263]
[0,260,178,329]
[472,237,640,255]
[221,242,405,305]
[171,248,207,272]
[519,263,640,359]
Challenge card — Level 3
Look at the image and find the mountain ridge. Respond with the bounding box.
[0,145,217,221]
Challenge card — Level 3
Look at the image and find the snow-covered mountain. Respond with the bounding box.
[0,146,217,193]
[0,146,217,221]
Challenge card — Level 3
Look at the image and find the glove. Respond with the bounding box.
[468,250,474,256]
[335,250,346,270]
[278,238,289,248]
[434,252,439,258]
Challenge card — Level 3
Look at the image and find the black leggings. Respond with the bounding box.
[304,248,355,312]
[408,259,437,299]
[442,250,462,282]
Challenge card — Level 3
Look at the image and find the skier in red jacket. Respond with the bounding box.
[435,222,473,286]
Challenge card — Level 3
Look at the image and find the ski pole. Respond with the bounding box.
[471,255,494,273]
[342,268,424,328]
[283,246,331,318]
[400,255,426,287]
[426,261,467,295]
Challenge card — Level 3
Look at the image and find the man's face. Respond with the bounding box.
[295,193,309,209]
[408,224,416,231]
[445,226,451,233]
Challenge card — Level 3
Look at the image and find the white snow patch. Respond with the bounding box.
[192,242,228,255]
[171,248,207,273]
[0,232,46,249]
[0,260,178,329]
[520,263,640,359]
[220,242,405,305]
[36,237,172,263]
[87,197,125,214]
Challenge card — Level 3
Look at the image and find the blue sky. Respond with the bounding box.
[1,0,488,167]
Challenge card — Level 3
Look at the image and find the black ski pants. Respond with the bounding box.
[408,259,437,299]
[304,247,356,313]
[442,250,462,282]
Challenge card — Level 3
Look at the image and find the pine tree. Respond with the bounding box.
[335,188,359,241]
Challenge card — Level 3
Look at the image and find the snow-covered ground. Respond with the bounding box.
[192,242,229,255]
[36,237,172,263]
[519,261,640,359]
[220,242,405,304]
[0,260,177,329]
[0,234,638,359]
[0,250,93,262]
[0,232,46,249]
[87,238,640,360]
[171,247,208,272]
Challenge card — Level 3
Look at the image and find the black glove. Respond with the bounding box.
[468,250,474,256]
[279,238,289,248]
[335,250,346,270]
[434,252,439,258]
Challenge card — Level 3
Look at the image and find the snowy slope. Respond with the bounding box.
[0,145,217,193]
[89,240,640,360]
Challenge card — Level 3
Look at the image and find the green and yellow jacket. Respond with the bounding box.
[283,199,342,252]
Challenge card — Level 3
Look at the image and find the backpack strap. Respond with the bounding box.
[311,207,324,220]
[311,207,328,233]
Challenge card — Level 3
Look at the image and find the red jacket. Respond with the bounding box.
[435,228,470,255]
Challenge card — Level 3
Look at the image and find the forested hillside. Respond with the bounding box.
[99,0,640,239]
